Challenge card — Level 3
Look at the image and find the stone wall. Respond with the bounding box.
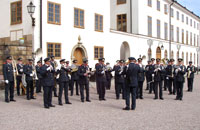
[0,35,33,89]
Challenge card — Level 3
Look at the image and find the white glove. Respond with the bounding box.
[47,67,51,71]
[13,70,16,73]
[152,74,154,77]
[187,68,190,71]
[30,74,33,77]
[178,68,181,71]
[158,68,161,71]
[5,80,9,84]
[20,69,23,72]
[139,64,142,68]
[101,71,105,74]
[166,77,169,80]
[175,69,179,73]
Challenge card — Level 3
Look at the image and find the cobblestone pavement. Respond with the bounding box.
[0,75,200,130]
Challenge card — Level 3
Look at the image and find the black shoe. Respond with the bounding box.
[49,104,55,107]
[31,97,36,99]
[86,100,91,102]
[168,93,172,95]
[17,93,20,96]
[123,107,130,110]
[54,95,58,97]
[44,106,49,109]
[180,98,182,101]
[140,97,143,99]
[5,100,9,103]
[154,98,158,100]
[76,94,79,96]
[81,100,84,102]
[102,98,106,101]
[99,99,102,101]
[160,98,164,100]
[116,97,119,100]
[131,108,135,110]
[174,98,179,100]
[59,103,63,106]
[66,102,72,104]
[70,94,73,96]
[10,99,16,102]
[27,98,30,100]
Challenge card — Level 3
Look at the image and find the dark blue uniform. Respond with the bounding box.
[57,66,71,105]
[50,61,58,97]
[186,65,196,92]
[36,65,42,93]
[174,65,186,100]
[40,64,55,108]
[70,64,79,96]
[149,64,155,94]
[23,64,34,100]
[16,63,24,95]
[105,67,112,90]
[124,62,140,110]
[145,65,151,90]
[115,65,125,99]
[166,64,175,94]
[95,64,107,100]
[3,63,15,102]
[137,64,145,99]
[78,64,90,102]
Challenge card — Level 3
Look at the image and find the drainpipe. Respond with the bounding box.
[40,0,42,49]
[130,0,132,33]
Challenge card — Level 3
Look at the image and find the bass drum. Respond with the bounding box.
[22,74,27,87]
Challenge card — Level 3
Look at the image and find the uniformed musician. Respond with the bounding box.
[149,58,155,94]
[77,58,91,102]
[23,59,36,100]
[174,58,186,101]
[16,57,24,96]
[70,59,79,96]
[145,60,151,91]
[3,56,16,103]
[105,62,112,90]
[166,59,175,95]
[40,58,55,108]
[186,61,196,92]
[50,55,58,97]
[95,58,107,101]
[36,60,42,93]
[57,59,72,105]
[137,58,145,99]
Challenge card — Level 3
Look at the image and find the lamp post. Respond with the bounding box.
[147,39,153,60]
[169,0,176,59]
[177,44,181,59]
[196,47,200,74]
[158,42,164,50]
[27,1,36,26]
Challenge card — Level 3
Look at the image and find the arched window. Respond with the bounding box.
[182,52,184,64]
[164,50,168,59]
[171,51,174,59]
[148,48,152,60]
[156,47,161,59]
[194,53,196,65]
[190,53,192,62]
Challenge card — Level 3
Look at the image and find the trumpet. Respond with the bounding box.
[11,56,18,88]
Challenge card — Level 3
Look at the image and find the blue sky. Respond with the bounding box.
[177,0,200,17]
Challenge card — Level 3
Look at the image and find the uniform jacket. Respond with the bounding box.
[186,65,196,79]
[23,64,33,81]
[78,64,90,85]
[153,64,165,82]
[40,64,55,86]
[57,66,70,82]
[17,64,24,76]
[71,64,79,80]
[95,63,107,82]
[115,65,125,83]
[36,65,42,79]
[125,62,140,87]
[138,64,145,82]
[3,63,14,82]
[174,65,186,82]
[166,65,175,80]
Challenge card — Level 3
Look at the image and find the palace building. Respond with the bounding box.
[0,0,200,82]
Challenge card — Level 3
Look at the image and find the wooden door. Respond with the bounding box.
[74,48,83,65]
[156,47,161,59]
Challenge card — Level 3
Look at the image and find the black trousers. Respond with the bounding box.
[26,80,34,99]
[53,78,57,96]
[17,76,23,95]
[173,79,176,94]
[164,78,167,90]
[106,78,111,90]
[149,81,155,94]
[5,81,14,101]
[146,77,150,90]
[125,86,137,109]
[71,79,79,95]
[80,83,89,101]
[137,81,144,98]
[187,78,194,91]
[36,79,42,93]
[116,82,125,99]
[176,81,184,99]
[96,79,100,94]
[43,86,53,107]
[168,79,173,94]
[58,82,69,104]
[154,81,163,99]
[99,81,106,99]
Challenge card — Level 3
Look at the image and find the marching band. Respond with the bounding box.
[2,55,198,110]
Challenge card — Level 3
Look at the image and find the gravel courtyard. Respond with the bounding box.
[0,75,200,130]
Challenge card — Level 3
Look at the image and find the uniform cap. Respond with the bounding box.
[44,58,50,62]
[6,56,12,60]
[60,59,65,63]
[128,57,135,61]
[17,57,22,61]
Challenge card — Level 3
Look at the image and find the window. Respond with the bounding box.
[74,8,84,28]
[197,23,199,30]
[48,2,61,25]
[171,51,174,59]
[95,14,103,32]
[11,1,22,25]
[194,21,196,28]
[194,53,196,65]
[186,17,188,25]
[177,11,179,20]
[157,19,161,38]
[182,14,184,23]
[148,16,152,37]
[164,50,168,59]
[157,0,160,11]
[171,25,174,41]
[194,34,196,46]
[190,19,192,26]
[117,0,126,4]
[177,27,179,43]
[182,29,184,44]
[182,52,184,64]
[177,51,179,60]
[186,31,188,45]
[190,53,192,62]
[197,35,199,46]
[190,32,192,45]
[164,22,168,40]
[47,43,61,59]
[164,4,168,14]
[148,0,152,7]
[94,46,104,59]
[171,8,174,17]
[186,52,188,64]
[117,14,127,32]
